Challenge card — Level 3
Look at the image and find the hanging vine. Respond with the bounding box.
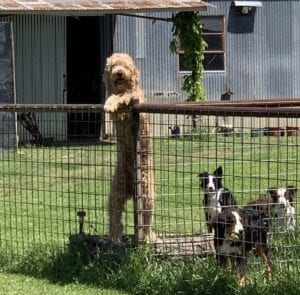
[170,11,207,101]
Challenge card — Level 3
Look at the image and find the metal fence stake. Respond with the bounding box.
[131,97,144,246]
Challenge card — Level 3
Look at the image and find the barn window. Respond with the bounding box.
[178,16,225,72]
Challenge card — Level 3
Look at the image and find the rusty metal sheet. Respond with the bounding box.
[0,0,210,15]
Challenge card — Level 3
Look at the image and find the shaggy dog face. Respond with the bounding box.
[104,53,140,95]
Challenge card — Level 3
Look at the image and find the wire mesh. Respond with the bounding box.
[0,103,299,277]
[0,105,115,256]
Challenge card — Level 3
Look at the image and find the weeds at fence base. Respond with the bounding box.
[0,241,299,294]
[69,233,135,257]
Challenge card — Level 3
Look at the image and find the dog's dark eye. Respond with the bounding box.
[224,217,235,226]
[225,222,234,226]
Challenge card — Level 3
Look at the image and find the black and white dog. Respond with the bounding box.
[268,186,297,231]
[211,207,272,286]
[247,186,297,231]
[198,166,237,232]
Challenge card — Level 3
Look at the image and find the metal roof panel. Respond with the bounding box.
[232,1,263,8]
[0,0,210,15]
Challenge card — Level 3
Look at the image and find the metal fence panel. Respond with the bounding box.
[0,102,299,273]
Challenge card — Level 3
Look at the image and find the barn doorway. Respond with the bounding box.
[67,16,101,140]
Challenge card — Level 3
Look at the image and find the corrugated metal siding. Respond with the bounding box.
[0,15,66,104]
[13,15,66,104]
[292,1,300,98]
[207,0,299,100]
[201,0,299,99]
[113,1,300,102]
[200,1,227,100]
[0,14,67,140]
[0,1,298,106]
[1,1,297,107]
[113,8,228,102]
[114,12,182,103]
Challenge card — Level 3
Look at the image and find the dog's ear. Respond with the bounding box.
[267,187,279,203]
[130,63,140,90]
[286,185,297,195]
[214,166,223,177]
[286,186,297,202]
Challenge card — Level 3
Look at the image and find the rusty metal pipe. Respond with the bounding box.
[1,98,300,117]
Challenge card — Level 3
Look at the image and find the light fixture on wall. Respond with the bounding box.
[232,1,262,15]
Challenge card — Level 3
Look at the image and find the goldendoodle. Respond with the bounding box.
[103,53,155,242]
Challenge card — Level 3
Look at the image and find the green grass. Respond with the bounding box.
[0,143,116,253]
[0,272,127,295]
[0,132,300,293]
[0,134,299,250]
[153,133,300,234]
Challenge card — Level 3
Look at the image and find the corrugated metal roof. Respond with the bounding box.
[0,1,210,15]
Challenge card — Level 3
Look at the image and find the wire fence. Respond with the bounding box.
[0,101,299,273]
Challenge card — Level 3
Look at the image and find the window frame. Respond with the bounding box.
[176,15,226,73]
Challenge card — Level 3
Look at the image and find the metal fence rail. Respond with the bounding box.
[0,101,299,271]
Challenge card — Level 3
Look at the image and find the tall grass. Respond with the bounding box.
[1,239,299,295]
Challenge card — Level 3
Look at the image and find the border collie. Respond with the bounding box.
[211,208,272,286]
[246,186,297,231]
[198,166,237,233]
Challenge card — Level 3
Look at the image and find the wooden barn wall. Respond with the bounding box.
[113,1,300,102]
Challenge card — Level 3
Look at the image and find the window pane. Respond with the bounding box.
[203,35,223,51]
[177,16,225,72]
[201,16,223,33]
[179,53,225,71]
[203,54,224,71]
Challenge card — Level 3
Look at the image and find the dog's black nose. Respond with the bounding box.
[117,72,123,77]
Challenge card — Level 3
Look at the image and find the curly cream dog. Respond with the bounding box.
[103,53,155,242]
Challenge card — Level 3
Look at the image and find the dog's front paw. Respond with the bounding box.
[104,95,122,113]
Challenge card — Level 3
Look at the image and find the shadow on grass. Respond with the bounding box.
[1,235,300,295]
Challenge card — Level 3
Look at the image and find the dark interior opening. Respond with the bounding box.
[67,16,101,140]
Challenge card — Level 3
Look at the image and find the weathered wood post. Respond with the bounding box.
[131,97,144,245]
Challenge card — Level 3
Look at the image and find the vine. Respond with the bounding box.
[170,11,207,101]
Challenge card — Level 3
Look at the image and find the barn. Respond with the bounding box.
[0,1,299,261]
[0,0,299,141]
